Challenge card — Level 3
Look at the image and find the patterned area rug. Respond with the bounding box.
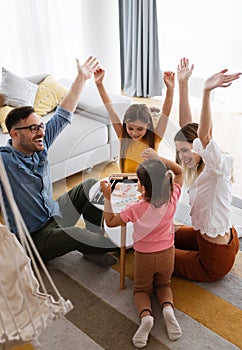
[36,250,242,350]
[113,249,242,349]
[10,249,242,350]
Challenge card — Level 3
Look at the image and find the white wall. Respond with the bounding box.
[0,0,121,94]
[157,0,242,112]
[73,0,121,93]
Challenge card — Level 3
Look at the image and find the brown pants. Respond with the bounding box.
[174,226,239,282]
[133,246,174,317]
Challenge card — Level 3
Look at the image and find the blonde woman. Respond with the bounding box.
[173,58,240,281]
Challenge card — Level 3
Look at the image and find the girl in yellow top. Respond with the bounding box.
[94,67,175,173]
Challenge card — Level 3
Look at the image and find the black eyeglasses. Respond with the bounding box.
[14,122,46,134]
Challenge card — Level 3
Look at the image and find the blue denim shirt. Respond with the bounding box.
[0,105,72,234]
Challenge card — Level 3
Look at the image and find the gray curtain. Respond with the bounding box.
[119,0,162,97]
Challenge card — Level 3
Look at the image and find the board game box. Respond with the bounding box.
[90,173,140,209]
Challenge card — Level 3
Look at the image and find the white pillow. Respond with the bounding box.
[0,67,38,107]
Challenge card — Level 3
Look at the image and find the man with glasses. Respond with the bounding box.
[14,121,46,133]
[0,56,118,267]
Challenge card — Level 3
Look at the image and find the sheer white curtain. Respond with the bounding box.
[0,0,121,92]
[157,0,242,112]
[0,0,82,79]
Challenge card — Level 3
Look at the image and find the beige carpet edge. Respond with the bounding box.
[231,250,242,278]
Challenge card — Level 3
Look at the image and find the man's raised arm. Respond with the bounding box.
[60,56,99,113]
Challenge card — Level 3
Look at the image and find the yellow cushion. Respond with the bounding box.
[33,75,67,116]
[0,106,14,133]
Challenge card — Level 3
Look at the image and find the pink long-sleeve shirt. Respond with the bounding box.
[120,183,181,253]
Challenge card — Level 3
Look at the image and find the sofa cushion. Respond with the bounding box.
[0,106,14,133]
[33,75,68,116]
[0,67,38,107]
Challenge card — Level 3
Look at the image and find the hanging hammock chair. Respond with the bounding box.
[0,157,73,350]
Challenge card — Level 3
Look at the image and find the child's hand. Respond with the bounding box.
[94,67,105,85]
[142,148,161,160]
[100,180,111,200]
[177,57,194,82]
[163,71,175,90]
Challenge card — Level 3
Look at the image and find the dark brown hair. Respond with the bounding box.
[137,159,173,208]
[5,106,35,133]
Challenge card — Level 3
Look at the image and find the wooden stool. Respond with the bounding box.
[10,344,35,350]
[104,221,133,289]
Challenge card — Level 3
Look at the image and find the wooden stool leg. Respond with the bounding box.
[10,344,35,350]
[120,224,127,289]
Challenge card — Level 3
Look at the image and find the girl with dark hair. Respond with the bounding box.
[94,67,175,173]
[100,157,183,348]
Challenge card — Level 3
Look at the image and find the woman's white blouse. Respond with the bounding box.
[189,138,234,237]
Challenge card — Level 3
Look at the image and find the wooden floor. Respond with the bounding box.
[10,345,34,350]
[52,161,120,199]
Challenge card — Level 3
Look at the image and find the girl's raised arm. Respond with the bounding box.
[159,155,183,187]
[155,71,175,139]
[94,68,123,138]
[177,57,194,127]
[142,148,183,187]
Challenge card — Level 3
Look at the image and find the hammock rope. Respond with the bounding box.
[0,157,73,350]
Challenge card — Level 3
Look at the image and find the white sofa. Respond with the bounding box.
[0,71,131,182]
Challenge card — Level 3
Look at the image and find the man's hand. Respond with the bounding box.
[204,69,241,92]
[177,57,194,82]
[76,56,99,81]
[60,56,99,112]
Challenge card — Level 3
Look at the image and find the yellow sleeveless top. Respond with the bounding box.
[122,135,161,173]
